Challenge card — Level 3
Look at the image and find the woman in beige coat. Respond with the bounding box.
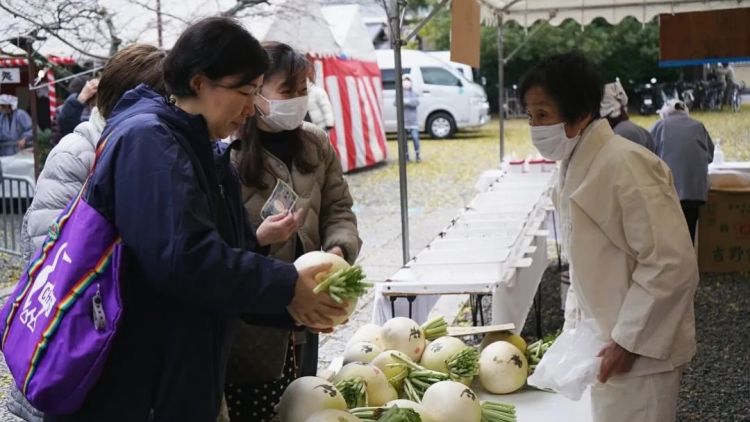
[519,52,699,422]
[225,41,361,421]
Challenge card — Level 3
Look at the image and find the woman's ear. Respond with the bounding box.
[189,74,205,95]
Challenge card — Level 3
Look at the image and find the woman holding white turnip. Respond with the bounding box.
[224,41,362,421]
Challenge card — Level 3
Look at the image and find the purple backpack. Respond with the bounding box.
[0,138,123,414]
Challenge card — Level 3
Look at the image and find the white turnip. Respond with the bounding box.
[371,350,411,390]
[478,341,528,394]
[344,341,382,364]
[381,317,447,361]
[419,336,479,385]
[294,252,371,327]
[278,376,348,422]
[420,381,481,422]
[348,323,385,349]
[332,362,398,408]
[303,409,362,422]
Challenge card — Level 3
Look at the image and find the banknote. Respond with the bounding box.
[260,179,298,219]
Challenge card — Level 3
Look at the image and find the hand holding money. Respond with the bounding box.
[260,179,298,220]
[256,208,304,246]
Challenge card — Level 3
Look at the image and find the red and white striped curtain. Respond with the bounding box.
[0,56,76,67]
[47,70,58,121]
[0,56,74,121]
[318,57,387,172]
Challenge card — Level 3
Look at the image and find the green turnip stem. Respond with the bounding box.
[351,406,384,421]
[481,401,517,422]
[312,266,372,303]
[335,377,368,409]
[446,347,480,380]
[385,363,409,386]
[377,406,422,422]
[403,378,422,403]
[421,316,448,340]
[391,352,449,401]
[526,336,556,375]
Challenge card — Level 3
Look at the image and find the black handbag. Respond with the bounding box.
[226,322,291,384]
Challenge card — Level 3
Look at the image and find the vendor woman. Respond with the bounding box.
[519,52,699,422]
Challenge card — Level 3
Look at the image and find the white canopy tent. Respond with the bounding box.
[322,5,377,61]
[478,0,749,26]
[240,0,341,57]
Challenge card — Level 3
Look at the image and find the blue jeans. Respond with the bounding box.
[406,128,420,157]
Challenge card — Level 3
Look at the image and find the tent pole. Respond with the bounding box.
[23,42,40,179]
[497,13,505,166]
[390,0,410,265]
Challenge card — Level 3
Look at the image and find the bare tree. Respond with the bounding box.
[0,0,120,60]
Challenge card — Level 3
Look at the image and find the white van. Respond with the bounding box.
[376,49,490,139]
[426,51,485,85]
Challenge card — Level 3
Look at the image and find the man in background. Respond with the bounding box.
[600,80,655,153]
[0,94,33,156]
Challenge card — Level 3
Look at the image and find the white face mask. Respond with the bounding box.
[530,122,581,161]
[257,94,309,132]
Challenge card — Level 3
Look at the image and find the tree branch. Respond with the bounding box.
[0,2,109,60]
[222,0,271,17]
[127,0,192,26]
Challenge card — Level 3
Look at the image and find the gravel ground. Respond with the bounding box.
[491,261,750,421]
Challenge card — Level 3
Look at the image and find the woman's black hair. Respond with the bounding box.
[163,17,268,96]
[519,51,603,124]
[237,41,320,190]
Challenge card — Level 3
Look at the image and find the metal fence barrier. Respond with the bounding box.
[0,175,34,256]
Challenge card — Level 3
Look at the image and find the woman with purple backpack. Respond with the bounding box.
[1,17,348,422]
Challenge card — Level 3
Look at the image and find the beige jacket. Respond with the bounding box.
[555,119,698,377]
[234,122,362,264]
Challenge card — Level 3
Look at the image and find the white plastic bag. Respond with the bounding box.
[527,319,606,400]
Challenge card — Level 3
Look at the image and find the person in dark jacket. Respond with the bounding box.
[650,99,714,242]
[401,74,421,162]
[600,80,655,153]
[43,17,346,422]
[55,77,98,139]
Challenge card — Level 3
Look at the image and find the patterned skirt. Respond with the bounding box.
[225,334,296,421]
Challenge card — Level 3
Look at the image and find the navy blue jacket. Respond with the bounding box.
[52,85,299,422]
[56,93,91,138]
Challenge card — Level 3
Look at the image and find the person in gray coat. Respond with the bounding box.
[650,99,714,242]
[600,80,655,153]
[20,44,167,259]
[10,44,167,422]
[402,74,421,162]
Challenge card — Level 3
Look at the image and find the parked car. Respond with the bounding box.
[376,49,490,139]
[426,50,486,86]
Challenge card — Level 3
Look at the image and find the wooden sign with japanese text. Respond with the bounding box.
[698,189,750,273]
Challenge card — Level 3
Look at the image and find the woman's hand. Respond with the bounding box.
[597,341,638,383]
[326,246,345,259]
[287,263,348,328]
[256,209,304,246]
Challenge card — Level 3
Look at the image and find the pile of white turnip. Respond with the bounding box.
[293,251,372,327]
[342,319,531,398]
[278,376,517,422]
[277,317,547,421]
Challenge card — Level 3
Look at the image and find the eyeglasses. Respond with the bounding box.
[211,81,260,98]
